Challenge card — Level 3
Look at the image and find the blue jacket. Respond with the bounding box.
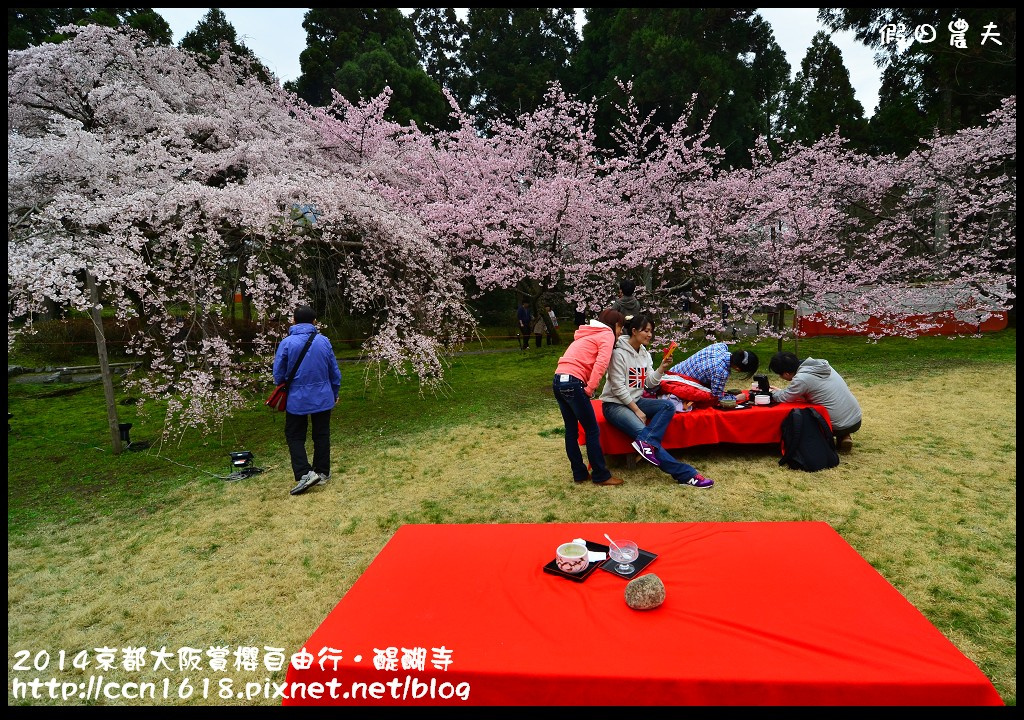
[273,323,342,415]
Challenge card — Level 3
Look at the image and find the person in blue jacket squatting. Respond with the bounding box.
[273,305,342,496]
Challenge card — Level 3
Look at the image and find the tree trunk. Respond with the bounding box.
[86,270,123,455]
[242,288,252,324]
[641,266,653,293]
[776,302,786,353]
[792,303,800,357]
[934,188,949,258]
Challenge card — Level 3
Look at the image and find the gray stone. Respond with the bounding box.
[624,573,666,610]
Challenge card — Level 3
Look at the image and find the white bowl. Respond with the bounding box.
[555,542,590,574]
[755,394,771,405]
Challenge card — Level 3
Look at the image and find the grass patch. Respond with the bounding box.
[7,330,1017,705]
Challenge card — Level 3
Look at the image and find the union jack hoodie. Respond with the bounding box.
[599,335,665,407]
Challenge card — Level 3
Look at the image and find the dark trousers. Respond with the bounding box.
[832,419,862,440]
[553,374,611,483]
[534,333,542,347]
[285,409,331,482]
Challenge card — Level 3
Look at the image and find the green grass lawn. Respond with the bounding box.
[7,328,1017,705]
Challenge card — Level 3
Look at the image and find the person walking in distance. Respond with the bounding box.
[517,299,533,351]
[273,305,342,496]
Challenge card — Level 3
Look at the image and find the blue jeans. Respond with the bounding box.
[553,374,612,483]
[601,397,699,483]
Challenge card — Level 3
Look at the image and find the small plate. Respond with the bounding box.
[543,540,610,583]
[599,548,658,579]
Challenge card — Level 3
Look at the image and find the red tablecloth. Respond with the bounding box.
[579,399,831,455]
[283,522,1002,706]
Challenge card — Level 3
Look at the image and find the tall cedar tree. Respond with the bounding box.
[410,8,470,113]
[7,7,171,48]
[461,8,580,130]
[781,31,868,149]
[574,8,790,168]
[290,8,449,129]
[819,8,1017,154]
[178,8,271,83]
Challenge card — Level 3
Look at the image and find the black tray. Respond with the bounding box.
[599,547,658,579]
[717,404,752,411]
[543,539,610,583]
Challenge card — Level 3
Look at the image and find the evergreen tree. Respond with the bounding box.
[867,59,933,155]
[574,8,789,167]
[180,8,239,62]
[461,8,579,127]
[410,8,470,110]
[178,8,271,84]
[819,8,1016,143]
[8,7,171,49]
[748,15,793,148]
[781,31,867,148]
[291,8,449,129]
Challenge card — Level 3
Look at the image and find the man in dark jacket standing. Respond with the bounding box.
[516,299,533,350]
[273,305,342,495]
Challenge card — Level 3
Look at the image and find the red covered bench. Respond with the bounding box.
[578,399,830,466]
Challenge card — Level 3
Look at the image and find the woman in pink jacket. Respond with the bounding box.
[552,308,626,486]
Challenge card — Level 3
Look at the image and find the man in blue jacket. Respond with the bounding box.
[273,305,342,496]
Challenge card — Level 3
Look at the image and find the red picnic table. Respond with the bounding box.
[579,398,830,466]
[282,522,1002,706]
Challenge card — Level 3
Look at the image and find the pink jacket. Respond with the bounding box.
[554,321,616,395]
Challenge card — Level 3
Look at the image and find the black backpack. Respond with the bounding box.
[779,408,840,472]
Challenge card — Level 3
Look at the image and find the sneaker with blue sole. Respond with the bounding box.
[630,439,661,467]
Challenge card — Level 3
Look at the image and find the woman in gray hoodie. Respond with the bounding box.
[768,352,862,453]
[600,313,714,488]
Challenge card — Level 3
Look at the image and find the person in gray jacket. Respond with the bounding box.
[610,279,642,317]
[600,313,714,488]
[768,352,862,453]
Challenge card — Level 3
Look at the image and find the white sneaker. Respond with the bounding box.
[315,472,330,486]
[290,470,320,496]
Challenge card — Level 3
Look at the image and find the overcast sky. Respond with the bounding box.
[153,8,882,116]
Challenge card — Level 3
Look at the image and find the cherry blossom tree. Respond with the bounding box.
[317,82,627,325]
[9,25,1015,440]
[700,97,1016,346]
[329,81,725,332]
[8,25,473,439]
[354,78,1014,349]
